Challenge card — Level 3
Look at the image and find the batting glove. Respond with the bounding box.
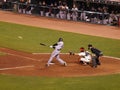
[49,45,53,48]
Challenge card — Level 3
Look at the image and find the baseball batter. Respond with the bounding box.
[46,38,67,67]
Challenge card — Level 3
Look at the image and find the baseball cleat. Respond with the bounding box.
[92,66,97,68]
[97,63,101,65]
[63,62,67,66]
[46,63,49,67]
[49,62,55,65]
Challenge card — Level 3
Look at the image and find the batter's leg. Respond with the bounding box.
[47,51,56,66]
[56,55,67,66]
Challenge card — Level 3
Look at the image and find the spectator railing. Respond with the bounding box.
[0,1,119,27]
[75,0,120,6]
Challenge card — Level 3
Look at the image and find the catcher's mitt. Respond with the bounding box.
[69,51,75,55]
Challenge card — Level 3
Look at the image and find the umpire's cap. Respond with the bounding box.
[88,44,92,50]
[88,44,92,47]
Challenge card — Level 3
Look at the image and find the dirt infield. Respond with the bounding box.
[0,48,120,77]
[0,10,120,77]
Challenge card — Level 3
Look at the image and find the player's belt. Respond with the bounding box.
[57,49,61,51]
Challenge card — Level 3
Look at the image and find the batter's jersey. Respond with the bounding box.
[55,41,64,50]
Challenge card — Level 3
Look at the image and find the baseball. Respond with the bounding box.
[18,36,23,39]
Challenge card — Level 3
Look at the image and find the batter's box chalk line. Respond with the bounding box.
[0,65,34,71]
[32,53,120,60]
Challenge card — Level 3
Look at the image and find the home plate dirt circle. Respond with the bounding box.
[0,48,120,77]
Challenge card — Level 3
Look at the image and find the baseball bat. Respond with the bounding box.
[40,43,47,46]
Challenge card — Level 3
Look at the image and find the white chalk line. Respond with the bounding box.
[32,53,120,60]
[32,53,68,54]
[0,52,41,71]
[103,56,120,60]
[0,51,120,71]
[0,65,34,71]
[1,51,120,62]
[2,52,41,62]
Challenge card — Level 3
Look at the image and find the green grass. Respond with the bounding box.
[0,21,120,57]
[0,74,120,90]
[0,21,120,90]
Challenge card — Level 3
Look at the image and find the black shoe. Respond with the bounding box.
[92,65,97,68]
[79,61,83,64]
[63,62,67,66]
[97,63,101,65]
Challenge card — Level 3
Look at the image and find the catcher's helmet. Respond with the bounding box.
[80,47,85,52]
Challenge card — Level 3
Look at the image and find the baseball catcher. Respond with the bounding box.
[78,47,92,66]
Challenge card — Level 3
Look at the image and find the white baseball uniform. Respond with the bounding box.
[78,51,91,63]
[47,40,66,66]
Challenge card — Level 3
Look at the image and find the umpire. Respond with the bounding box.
[88,44,103,68]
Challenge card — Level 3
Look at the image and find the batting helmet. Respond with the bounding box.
[58,38,63,42]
